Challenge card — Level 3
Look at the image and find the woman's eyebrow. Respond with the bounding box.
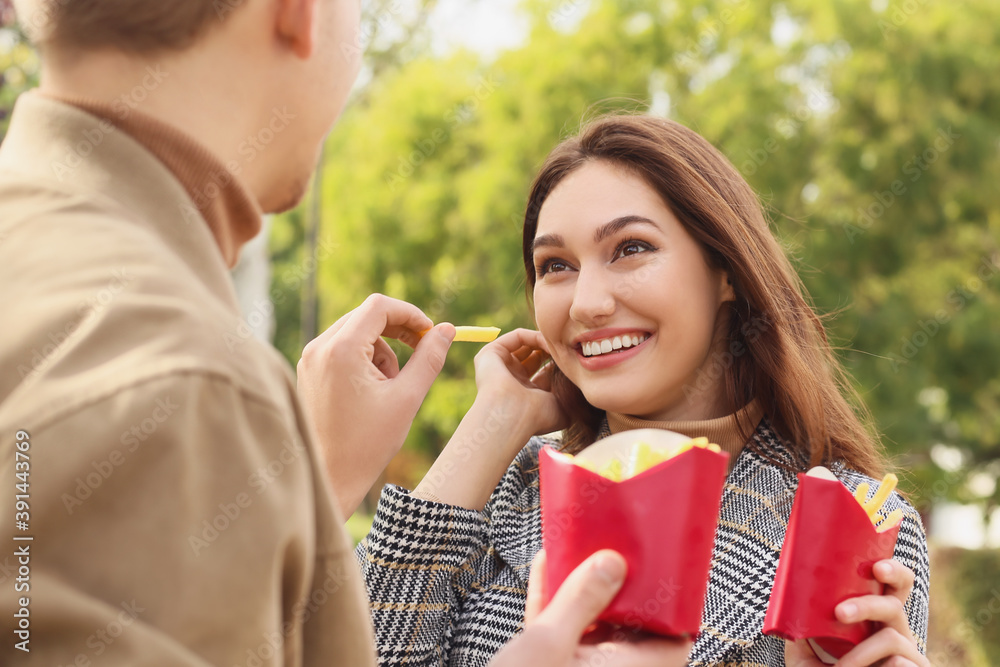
[594,215,659,243]
[531,215,657,254]
[531,233,564,254]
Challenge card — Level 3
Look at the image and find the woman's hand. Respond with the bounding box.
[411,329,567,510]
[785,559,927,667]
[473,328,567,437]
[489,550,693,667]
[296,294,455,517]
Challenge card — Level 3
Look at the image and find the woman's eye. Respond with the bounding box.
[613,239,655,260]
[537,259,570,276]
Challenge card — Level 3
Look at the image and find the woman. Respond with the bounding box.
[356,115,930,667]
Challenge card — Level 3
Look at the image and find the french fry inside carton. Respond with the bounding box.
[762,467,904,664]
[539,428,729,637]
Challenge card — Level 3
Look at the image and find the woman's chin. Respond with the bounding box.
[583,391,651,417]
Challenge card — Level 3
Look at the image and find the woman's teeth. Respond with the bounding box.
[581,334,648,357]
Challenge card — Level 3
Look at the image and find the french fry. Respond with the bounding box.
[877,508,904,533]
[841,474,901,528]
[805,469,902,529]
[416,326,501,343]
[625,441,652,477]
[853,482,870,505]
[863,473,898,520]
[454,326,501,342]
[569,436,722,481]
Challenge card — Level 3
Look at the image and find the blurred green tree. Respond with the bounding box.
[270,0,999,516]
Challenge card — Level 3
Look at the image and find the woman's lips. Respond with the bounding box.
[575,334,652,370]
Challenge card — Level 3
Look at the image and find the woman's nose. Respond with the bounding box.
[569,267,616,325]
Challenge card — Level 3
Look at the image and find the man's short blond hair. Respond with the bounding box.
[14,0,242,52]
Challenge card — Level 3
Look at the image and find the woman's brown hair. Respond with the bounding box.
[522,114,886,477]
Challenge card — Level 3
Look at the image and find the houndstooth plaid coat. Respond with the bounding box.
[356,418,930,666]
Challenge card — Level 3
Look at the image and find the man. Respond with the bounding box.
[0,1,690,664]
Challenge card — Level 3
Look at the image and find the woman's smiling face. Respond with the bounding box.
[531,160,735,421]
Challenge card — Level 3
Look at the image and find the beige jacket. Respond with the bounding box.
[0,93,376,666]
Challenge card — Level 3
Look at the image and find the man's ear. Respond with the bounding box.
[276,0,318,59]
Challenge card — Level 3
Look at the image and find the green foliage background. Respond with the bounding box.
[273,0,1000,513]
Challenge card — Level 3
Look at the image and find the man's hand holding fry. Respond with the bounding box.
[296,294,455,517]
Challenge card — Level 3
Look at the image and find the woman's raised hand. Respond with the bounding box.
[412,329,568,511]
[785,558,927,667]
[473,328,567,438]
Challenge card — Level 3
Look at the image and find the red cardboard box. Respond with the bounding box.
[538,432,729,637]
[763,473,902,662]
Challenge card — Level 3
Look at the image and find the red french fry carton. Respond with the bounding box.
[539,428,729,637]
[762,470,903,663]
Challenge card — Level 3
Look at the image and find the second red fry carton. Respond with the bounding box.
[539,428,729,637]
[762,468,903,663]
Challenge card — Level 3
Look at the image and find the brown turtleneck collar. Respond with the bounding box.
[607,400,764,468]
[41,93,263,268]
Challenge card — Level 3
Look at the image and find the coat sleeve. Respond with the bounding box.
[893,502,931,655]
[835,472,930,656]
[355,484,491,666]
